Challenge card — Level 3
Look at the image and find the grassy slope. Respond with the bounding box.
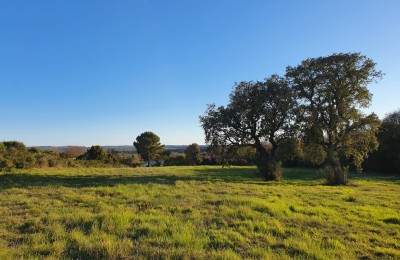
[0,166,399,259]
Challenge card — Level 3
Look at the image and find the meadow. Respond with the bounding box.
[0,166,399,259]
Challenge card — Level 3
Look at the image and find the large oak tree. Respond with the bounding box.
[200,75,296,180]
[286,53,382,185]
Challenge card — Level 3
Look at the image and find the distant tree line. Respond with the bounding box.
[0,142,142,171]
[363,109,400,174]
[132,132,258,167]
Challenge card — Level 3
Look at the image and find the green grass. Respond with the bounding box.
[0,166,399,259]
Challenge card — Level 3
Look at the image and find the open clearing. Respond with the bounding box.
[0,166,399,259]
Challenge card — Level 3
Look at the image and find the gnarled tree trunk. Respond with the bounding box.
[255,142,282,181]
[326,147,347,185]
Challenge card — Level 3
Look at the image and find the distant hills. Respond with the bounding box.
[37,145,208,153]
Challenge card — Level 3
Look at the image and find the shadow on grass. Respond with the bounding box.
[0,167,398,190]
[0,173,182,190]
[0,168,262,190]
[348,171,400,183]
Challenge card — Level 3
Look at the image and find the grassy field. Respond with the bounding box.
[0,166,399,259]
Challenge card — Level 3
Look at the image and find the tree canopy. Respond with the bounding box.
[133,131,165,166]
[82,146,107,161]
[200,75,297,180]
[366,109,400,174]
[286,52,382,184]
[184,143,201,165]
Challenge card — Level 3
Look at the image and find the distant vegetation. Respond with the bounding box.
[363,109,400,174]
[0,142,142,170]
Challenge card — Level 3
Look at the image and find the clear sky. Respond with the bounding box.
[1,1,399,146]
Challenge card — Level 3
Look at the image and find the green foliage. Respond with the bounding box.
[164,152,187,166]
[322,165,349,185]
[0,141,136,171]
[200,75,297,180]
[286,52,382,184]
[184,143,201,165]
[257,160,283,181]
[122,154,142,167]
[276,138,304,167]
[302,143,327,166]
[231,146,257,165]
[77,146,126,166]
[133,131,165,166]
[365,109,400,174]
[0,141,36,170]
[3,141,26,151]
[84,146,107,160]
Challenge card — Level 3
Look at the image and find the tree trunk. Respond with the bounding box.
[326,146,347,185]
[254,142,281,181]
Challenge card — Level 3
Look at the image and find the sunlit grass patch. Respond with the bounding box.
[0,166,399,258]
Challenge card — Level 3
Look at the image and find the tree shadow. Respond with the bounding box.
[0,174,181,190]
[348,171,400,183]
[0,168,263,190]
[0,167,397,191]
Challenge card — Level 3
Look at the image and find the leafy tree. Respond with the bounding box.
[365,109,400,174]
[133,131,165,167]
[164,152,187,166]
[0,142,5,156]
[231,146,257,165]
[200,75,297,180]
[276,138,304,167]
[78,145,107,161]
[286,53,382,185]
[3,141,26,151]
[0,143,10,170]
[184,143,201,165]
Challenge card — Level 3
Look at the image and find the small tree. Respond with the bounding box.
[133,131,165,167]
[78,145,107,160]
[286,53,382,185]
[184,143,201,165]
[3,141,26,151]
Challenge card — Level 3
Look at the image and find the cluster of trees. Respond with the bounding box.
[363,109,400,174]
[200,53,384,185]
[0,142,143,171]
[76,145,142,167]
[132,132,258,167]
[0,135,258,171]
[133,132,211,166]
[0,141,74,170]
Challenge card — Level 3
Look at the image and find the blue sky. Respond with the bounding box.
[1,1,399,146]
